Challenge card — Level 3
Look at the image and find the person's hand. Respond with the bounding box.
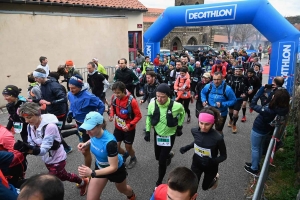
[109,116,114,122]
[180,146,188,154]
[66,114,73,123]
[240,93,246,98]
[122,125,129,132]
[176,126,183,137]
[216,102,221,108]
[40,99,51,105]
[140,100,144,104]
[194,95,198,100]
[78,165,92,178]
[202,101,208,107]
[248,90,253,94]
[144,131,150,142]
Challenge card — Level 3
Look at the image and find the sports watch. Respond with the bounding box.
[91,170,96,178]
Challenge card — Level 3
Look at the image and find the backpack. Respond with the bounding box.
[206,83,228,105]
[227,75,245,93]
[27,124,63,156]
[112,95,135,120]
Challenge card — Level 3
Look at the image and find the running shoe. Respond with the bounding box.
[64,146,73,154]
[249,108,253,113]
[245,162,260,169]
[166,151,175,166]
[76,131,83,143]
[127,190,136,200]
[228,120,233,127]
[244,166,259,177]
[232,125,237,134]
[241,116,247,122]
[79,178,89,196]
[127,157,137,169]
[210,173,219,190]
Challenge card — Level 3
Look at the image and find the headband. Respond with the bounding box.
[33,71,47,78]
[198,113,215,124]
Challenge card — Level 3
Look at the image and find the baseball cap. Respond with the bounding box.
[202,73,211,79]
[79,112,104,130]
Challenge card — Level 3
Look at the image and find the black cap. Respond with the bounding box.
[247,68,255,73]
[156,83,171,97]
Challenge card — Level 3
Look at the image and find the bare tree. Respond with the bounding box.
[254,29,262,48]
[232,24,256,45]
[225,25,234,46]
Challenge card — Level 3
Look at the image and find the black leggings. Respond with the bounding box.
[177,98,191,117]
[191,161,218,190]
[154,131,176,185]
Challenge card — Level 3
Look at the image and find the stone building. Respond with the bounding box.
[143,0,211,52]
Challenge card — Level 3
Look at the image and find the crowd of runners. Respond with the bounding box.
[0,46,290,200]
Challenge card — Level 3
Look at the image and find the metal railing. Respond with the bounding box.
[76,66,116,83]
[252,115,287,200]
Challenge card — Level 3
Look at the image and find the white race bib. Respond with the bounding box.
[156,135,171,146]
[116,116,126,128]
[194,143,212,158]
[56,121,63,130]
[13,122,23,134]
[193,77,199,82]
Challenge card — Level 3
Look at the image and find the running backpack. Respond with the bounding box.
[112,95,135,120]
[206,83,228,104]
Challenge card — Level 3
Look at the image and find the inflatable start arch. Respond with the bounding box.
[143,0,300,93]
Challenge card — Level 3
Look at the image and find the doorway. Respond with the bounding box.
[128,31,142,62]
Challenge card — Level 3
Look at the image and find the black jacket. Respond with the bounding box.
[40,79,67,116]
[247,75,261,95]
[87,71,105,98]
[226,75,249,98]
[142,80,159,103]
[114,68,139,87]
[251,87,289,134]
[6,98,27,131]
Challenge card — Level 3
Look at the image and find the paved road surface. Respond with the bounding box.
[0,60,269,200]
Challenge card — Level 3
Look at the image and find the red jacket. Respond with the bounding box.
[153,58,160,66]
[211,64,227,78]
[109,94,142,131]
[0,125,24,167]
[153,184,168,200]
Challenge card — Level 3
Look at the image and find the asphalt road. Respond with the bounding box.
[0,62,269,200]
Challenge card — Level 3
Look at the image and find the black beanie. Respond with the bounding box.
[2,85,21,98]
[156,83,171,97]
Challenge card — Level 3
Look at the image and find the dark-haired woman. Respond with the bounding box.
[244,87,290,176]
[180,107,227,190]
[2,85,28,143]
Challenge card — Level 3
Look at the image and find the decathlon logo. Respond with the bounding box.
[145,43,154,61]
[186,4,237,24]
[277,42,295,89]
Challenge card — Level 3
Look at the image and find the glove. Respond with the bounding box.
[180,146,188,154]
[14,140,32,153]
[176,126,183,137]
[201,156,212,167]
[66,113,73,123]
[144,131,150,142]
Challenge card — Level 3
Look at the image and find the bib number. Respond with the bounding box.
[13,122,23,134]
[194,144,212,158]
[193,77,199,82]
[116,116,126,128]
[56,121,63,130]
[156,135,171,146]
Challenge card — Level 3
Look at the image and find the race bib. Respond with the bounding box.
[193,77,199,82]
[13,122,23,134]
[116,116,126,128]
[194,143,212,158]
[156,135,171,146]
[56,121,63,130]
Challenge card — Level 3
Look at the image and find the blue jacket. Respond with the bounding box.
[250,86,289,134]
[201,81,236,116]
[68,89,105,123]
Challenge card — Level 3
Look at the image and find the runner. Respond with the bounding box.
[145,83,185,187]
[15,102,88,196]
[180,107,227,190]
[109,82,142,169]
[78,112,136,200]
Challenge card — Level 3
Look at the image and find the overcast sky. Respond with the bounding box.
[139,0,300,16]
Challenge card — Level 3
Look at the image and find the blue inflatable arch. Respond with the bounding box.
[143,0,300,93]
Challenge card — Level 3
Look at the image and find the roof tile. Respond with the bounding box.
[12,0,147,11]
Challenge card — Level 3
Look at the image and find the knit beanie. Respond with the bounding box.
[69,75,84,88]
[65,60,74,66]
[169,61,175,66]
[156,83,171,97]
[2,85,21,98]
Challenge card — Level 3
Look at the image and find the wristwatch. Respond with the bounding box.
[91,170,96,178]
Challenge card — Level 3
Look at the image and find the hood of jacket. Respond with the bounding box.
[37,114,59,131]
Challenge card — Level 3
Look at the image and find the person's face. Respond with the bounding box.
[180,72,186,77]
[195,62,200,68]
[23,115,40,126]
[113,88,126,99]
[254,66,260,71]
[190,59,195,64]
[34,77,45,84]
[146,58,150,63]
[234,69,243,76]
[41,59,48,66]
[167,186,197,200]
[169,65,174,70]
[86,125,101,138]
[247,72,254,77]
[199,121,213,132]
[3,94,17,103]
[157,54,160,58]
[176,62,182,69]
[156,92,168,105]
[171,55,175,59]
[69,84,81,95]
[137,51,140,56]
[213,74,222,87]
[87,64,95,73]
[202,76,210,83]
[183,57,188,63]
[66,65,73,70]
[119,59,127,69]
[146,75,155,84]
[209,61,213,65]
